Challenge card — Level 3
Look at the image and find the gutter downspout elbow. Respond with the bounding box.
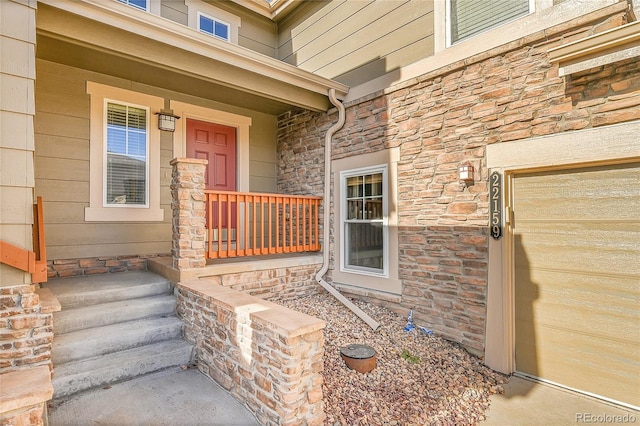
[315,89,380,331]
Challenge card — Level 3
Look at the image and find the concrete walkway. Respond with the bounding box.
[483,375,639,425]
[48,367,260,426]
[48,368,639,425]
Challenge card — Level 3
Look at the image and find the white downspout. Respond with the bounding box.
[315,89,380,330]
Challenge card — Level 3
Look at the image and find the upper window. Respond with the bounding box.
[449,0,531,44]
[186,0,241,44]
[198,12,230,41]
[117,0,148,12]
[341,166,388,276]
[105,102,148,206]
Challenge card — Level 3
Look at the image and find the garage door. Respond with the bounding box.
[514,162,640,408]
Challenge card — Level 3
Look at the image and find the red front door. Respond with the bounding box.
[186,119,236,191]
[186,119,237,229]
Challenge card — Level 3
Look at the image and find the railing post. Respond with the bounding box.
[171,158,208,269]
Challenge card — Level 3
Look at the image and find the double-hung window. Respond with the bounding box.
[449,0,531,44]
[86,82,163,222]
[105,102,148,206]
[198,12,230,41]
[341,166,388,276]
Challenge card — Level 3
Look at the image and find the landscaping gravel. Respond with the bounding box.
[277,293,507,426]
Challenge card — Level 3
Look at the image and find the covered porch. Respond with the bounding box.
[34,0,348,268]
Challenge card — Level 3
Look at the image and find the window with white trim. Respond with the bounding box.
[341,165,388,276]
[198,12,230,41]
[117,0,148,12]
[85,82,164,222]
[448,0,531,44]
[105,102,149,206]
[185,0,241,44]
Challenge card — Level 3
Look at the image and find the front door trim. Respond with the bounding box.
[171,100,251,192]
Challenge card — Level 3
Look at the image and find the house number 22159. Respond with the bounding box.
[490,171,502,240]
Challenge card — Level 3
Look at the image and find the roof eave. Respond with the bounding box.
[37,0,349,103]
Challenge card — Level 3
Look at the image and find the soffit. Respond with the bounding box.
[36,0,349,114]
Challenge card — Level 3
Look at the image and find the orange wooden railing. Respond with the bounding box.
[0,196,47,283]
[205,191,322,259]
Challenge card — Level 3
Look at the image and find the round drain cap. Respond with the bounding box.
[340,344,377,373]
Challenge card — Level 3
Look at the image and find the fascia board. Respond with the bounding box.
[37,0,349,99]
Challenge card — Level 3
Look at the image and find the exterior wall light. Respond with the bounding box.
[156,110,180,132]
[459,162,475,184]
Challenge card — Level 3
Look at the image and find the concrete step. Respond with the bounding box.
[44,271,172,309]
[53,295,177,335]
[52,340,194,399]
[52,317,184,365]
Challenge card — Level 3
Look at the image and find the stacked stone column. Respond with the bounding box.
[170,158,207,270]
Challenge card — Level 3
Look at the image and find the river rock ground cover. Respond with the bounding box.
[277,293,507,426]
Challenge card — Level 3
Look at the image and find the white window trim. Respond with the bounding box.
[197,11,231,41]
[332,148,402,295]
[185,0,241,44]
[86,82,164,222]
[169,101,251,192]
[103,99,151,208]
[340,165,389,278]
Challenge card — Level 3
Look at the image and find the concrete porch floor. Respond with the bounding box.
[47,367,260,426]
[483,375,639,425]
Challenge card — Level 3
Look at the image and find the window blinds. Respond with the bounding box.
[451,0,530,43]
[106,103,147,205]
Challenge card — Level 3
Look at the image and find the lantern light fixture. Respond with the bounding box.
[156,110,180,132]
[459,162,475,184]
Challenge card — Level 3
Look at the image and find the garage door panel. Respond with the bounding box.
[515,268,639,309]
[514,162,640,408]
[515,327,639,405]
[515,223,639,275]
[513,164,639,221]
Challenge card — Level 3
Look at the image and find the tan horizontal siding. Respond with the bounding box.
[278,0,373,63]
[35,179,88,203]
[238,13,277,57]
[36,92,89,118]
[47,242,172,260]
[35,135,89,161]
[278,0,434,84]
[335,36,434,85]
[161,0,188,26]
[45,223,171,245]
[35,112,89,140]
[35,157,89,182]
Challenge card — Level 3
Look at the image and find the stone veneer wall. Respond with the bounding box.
[200,264,323,300]
[0,290,53,374]
[277,3,638,354]
[46,254,169,279]
[177,280,326,426]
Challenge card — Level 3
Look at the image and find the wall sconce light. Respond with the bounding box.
[156,111,180,132]
[459,162,475,184]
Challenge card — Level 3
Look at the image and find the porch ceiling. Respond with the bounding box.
[35,1,349,115]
